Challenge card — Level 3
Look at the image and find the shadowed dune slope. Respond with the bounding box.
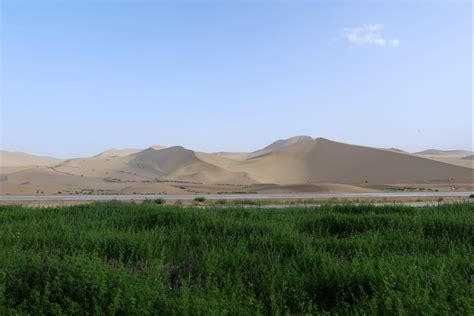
[248,135,313,159]
[129,146,256,184]
[93,148,142,158]
[261,135,313,151]
[214,136,314,161]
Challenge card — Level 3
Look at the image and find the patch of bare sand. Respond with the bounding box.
[250,183,377,194]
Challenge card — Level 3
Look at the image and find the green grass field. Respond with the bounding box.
[1,202,473,315]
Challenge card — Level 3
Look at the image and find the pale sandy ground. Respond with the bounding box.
[1,137,472,196]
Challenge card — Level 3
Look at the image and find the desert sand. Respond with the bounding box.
[413,149,473,169]
[0,150,63,167]
[1,136,472,195]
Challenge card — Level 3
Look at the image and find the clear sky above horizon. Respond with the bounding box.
[1,0,472,158]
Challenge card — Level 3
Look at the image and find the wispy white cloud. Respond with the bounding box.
[344,24,400,47]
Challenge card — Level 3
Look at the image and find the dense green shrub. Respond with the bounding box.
[1,202,473,314]
[142,198,165,205]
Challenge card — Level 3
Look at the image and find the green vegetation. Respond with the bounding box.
[215,199,228,205]
[229,199,260,206]
[215,198,367,207]
[194,196,206,203]
[1,203,473,314]
[142,198,165,205]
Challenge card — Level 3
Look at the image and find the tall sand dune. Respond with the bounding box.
[214,136,314,161]
[230,138,473,184]
[129,146,256,184]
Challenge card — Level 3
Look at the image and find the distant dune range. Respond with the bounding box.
[1,136,472,195]
[413,149,472,156]
[0,151,63,167]
[413,148,473,169]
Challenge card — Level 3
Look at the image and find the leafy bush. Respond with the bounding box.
[194,196,206,203]
[153,198,165,205]
[142,198,165,205]
[232,199,259,205]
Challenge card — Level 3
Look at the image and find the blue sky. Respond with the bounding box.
[1,1,472,158]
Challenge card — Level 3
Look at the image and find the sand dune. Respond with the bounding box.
[248,135,313,159]
[463,155,474,160]
[129,146,256,184]
[414,149,472,157]
[94,148,142,158]
[214,136,314,161]
[229,138,472,184]
[260,135,313,151]
[0,150,63,167]
[213,152,250,161]
[413,156,473,169]
[1,137,472,195]
[413,149,473,169]
[251,183,376,194]
[382,148,408,154]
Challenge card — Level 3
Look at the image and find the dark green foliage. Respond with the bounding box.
[231,199,259,205]
[194,196,206,203]
[142,198,165,205]
[1,202,473,314]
